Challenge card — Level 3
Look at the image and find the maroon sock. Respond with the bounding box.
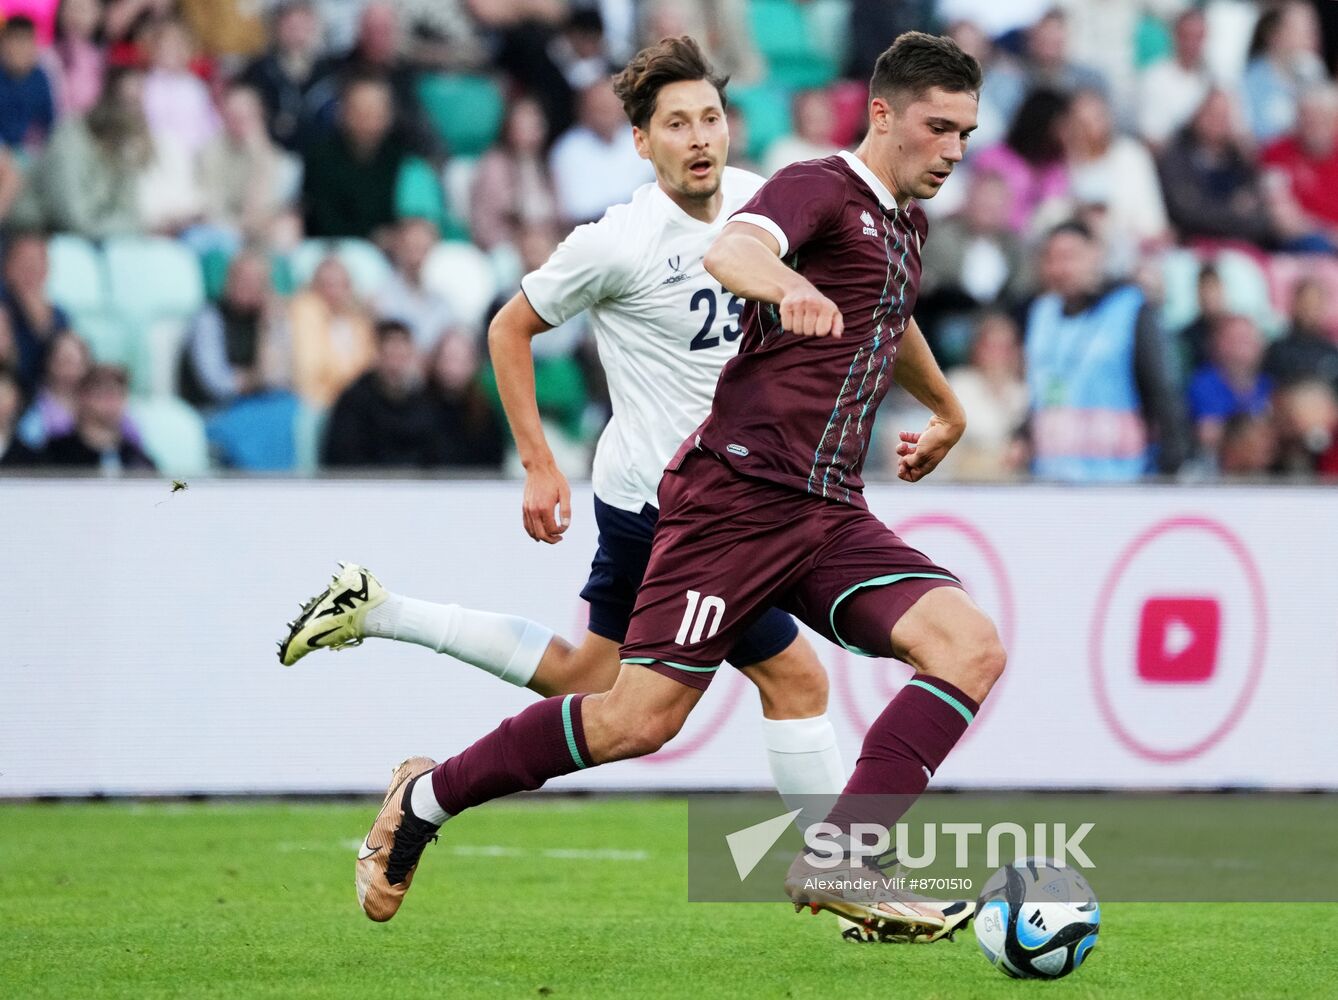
[823,674,978,835]
[431,693,591,816]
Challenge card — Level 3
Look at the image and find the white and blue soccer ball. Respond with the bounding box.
[973,859,1100,979]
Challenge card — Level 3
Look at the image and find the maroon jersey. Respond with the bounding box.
[695,151,927,508]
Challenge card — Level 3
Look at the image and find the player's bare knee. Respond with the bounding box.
[746,638,829,719]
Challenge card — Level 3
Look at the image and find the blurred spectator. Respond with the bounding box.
[0,15,56,152]
[301,74,407,241]
[1261,84,1338,235]
[40,363,154,471]
[1218,413,1278,477]
[197,82,300,249]
[425,329,505,469]
[238,0,332,152]
[0,1,59,43]
[0,148,22,223]
[640,0,761,85]
[177,0,267,61]
[322,318,438,467]
[971,88,1072,234]
[1065,87,1170,271]
[1024,221,1189,482]
[469,95,560,253]
[847,0,939,81]
[1158,88,1277,247]
[179,250,286,409]
[389,0,490,72]
[1021,8,1108,98]
[2,231,70,394]
[375,216,452,351]
[308,1,437,157]
[16,327,140,447]
[1272,377,1338,474]
[1137,8,1214,148]
[1177,263,1230,371]
[1188,314,1273,458]
[935,0,1050,42]
[724,103,761,176]
[41,0,106,118]
[547,8,613,93]
[0,367,39,466]
[548,79,654,226]
[918,170,1028,366]
[32,65,150,237]
[762,89,841,176]
[1243,0,1326,145]
[103,0,173,53]
[1263,275,1338,392]
[945,20,1026,151]
[0,306,15,370]
[141,16,219,158]
[288,255,376,409]
[479,4,581,141]
[936,313,1028,481]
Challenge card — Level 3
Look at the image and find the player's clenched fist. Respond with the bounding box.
[779,285,844,338]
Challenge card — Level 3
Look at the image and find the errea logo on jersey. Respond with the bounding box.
[860,210,879,237]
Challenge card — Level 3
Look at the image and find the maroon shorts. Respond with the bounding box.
[620,448,963,689]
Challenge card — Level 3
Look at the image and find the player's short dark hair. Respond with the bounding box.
[611,35,729,130]
[2,14,37,37]
[375,319,413,344]
[869,31,981,109]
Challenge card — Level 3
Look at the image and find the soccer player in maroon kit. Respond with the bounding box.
[356,33,1002,941]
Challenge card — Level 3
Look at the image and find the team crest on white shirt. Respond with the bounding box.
[860,210,879,237]
[662,255,690,285]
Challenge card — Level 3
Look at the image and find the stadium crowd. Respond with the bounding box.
[0,0,1336,482]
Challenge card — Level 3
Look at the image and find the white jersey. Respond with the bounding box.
[521,166,766,512]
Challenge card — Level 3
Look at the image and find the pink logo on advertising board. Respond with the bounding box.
[1089,516,1267,763]
[833,514,1015,740]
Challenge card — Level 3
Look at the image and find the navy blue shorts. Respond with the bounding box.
[579,496,799,668]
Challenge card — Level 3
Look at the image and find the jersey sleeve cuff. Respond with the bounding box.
[519,277,562,328]
[729,212,790,258]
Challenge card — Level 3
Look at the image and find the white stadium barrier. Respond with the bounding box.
[3,479,1336,796]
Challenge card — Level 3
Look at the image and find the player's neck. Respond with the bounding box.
[658,180,724,224]
[852,142,911,209]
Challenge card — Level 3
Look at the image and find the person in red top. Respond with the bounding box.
[354,33,999,942]
[1262,84,1338,242]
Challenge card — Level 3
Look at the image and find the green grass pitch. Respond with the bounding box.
[4,797,1336,999]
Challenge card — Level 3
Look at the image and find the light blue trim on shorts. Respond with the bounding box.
[560,694,588,769]
[621,657,721,673]
[906,678,975,725]
[828,572,961,657]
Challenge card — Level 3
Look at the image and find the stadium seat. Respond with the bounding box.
[730,84,793,162]
[129,395,210,477]
[205,391,300,471]
[71,313,132,367]
[293,401,328,474]
[45,234,107,316]
[1161,248,1279,337]
[748,0,837,89]
[287,239,393,301]
[418,74,505,157]
[1261,254,1338,335]
[395,156,448,231]
[422,240,497,330]
[103,237,206,324]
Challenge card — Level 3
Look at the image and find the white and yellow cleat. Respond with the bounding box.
[277,562,387,666]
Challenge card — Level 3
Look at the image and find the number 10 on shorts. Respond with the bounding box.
[675,590,726,646]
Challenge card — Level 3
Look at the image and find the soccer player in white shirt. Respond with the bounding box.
[279,36,847,870]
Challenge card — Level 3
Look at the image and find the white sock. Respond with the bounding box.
[363,593,554,688]
[761,714,847,833]
[408,772,450,826]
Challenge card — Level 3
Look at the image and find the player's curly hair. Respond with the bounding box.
[611,35,729,130]
[871,31,982,108]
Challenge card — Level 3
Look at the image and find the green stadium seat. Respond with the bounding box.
[396,156,448,231]
[730,85,793,162]
[103,237,206,324]
[749,0,838,90]
[70,312,132,367]
[287,239,393,301]
[45,234,107,316]
[418,74,506,157]
[129,395,210,477]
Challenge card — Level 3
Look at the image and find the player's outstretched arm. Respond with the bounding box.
[488,292,571,544]
[891,318,967,483]
[705,222,843,337]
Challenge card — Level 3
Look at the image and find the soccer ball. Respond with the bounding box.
[973,859,1100,979]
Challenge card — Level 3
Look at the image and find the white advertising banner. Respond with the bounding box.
[2,479,1336,796]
